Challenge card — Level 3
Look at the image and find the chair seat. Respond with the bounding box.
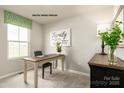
[34,51,52,79]
[42,62,52,79]
[42,62,52,68]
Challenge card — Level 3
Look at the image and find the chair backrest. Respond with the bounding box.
[34,51,43,57]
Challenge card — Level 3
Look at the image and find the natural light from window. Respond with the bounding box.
[8,24,30,59]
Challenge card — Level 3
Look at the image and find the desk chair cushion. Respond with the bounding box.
[42,62,52,79]
[43,62,52,67]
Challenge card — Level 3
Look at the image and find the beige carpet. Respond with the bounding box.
[0,68,90,88]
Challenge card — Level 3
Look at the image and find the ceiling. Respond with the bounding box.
[0,5,113,24]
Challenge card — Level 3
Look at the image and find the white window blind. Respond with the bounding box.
[7,24,30,59]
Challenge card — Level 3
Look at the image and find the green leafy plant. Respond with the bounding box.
[56,42,62,53]
[99,21,124,64]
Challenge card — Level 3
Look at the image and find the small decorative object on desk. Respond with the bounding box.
[99,21,124,65]
[56,41,62,54]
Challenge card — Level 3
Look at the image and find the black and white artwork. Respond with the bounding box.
[50,28,71,46]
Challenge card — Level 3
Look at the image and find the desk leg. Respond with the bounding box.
[24,61,27,84]
[55,59,58,69]
[34,63,38,88]
[62,57,64,71]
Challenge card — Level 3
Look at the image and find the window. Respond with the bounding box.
[7,24,30,59]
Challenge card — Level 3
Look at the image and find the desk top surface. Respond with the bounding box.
[24,54,65,62]
[88,53,124,70]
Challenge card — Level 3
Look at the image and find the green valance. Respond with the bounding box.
[4,10,32,29]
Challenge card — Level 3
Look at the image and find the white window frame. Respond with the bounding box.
[7,24,30,59]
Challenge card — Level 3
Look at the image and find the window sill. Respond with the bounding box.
[8,56,29,61]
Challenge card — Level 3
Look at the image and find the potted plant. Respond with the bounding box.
[99,21,124,64]
[56,42,62,54]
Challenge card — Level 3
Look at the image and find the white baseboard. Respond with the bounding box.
[0,67,33,80]
[0,67,90,80]
[67,69,90,77]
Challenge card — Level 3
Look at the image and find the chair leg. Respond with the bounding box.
[42,67,44,79]
[50,65,52,74]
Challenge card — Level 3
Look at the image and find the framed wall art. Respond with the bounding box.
[50,28,71,47]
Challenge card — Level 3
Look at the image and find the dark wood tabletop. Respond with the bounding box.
[88,53,124,70]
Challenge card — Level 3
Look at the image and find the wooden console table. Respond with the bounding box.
[23,54,65,88]
[88,53,124,88]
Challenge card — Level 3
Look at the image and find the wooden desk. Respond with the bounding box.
[88,53,124,88]
[23,54,65,88]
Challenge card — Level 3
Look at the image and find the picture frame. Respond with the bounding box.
[50,28,71,47]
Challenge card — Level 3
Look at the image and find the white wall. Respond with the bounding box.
[0,8,43,77]
[30,21,43,56]
[43,15,99,74]
[43,8,113,74]
[0,6,113,77]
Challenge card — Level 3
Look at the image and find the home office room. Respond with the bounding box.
[0,3,124,89]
